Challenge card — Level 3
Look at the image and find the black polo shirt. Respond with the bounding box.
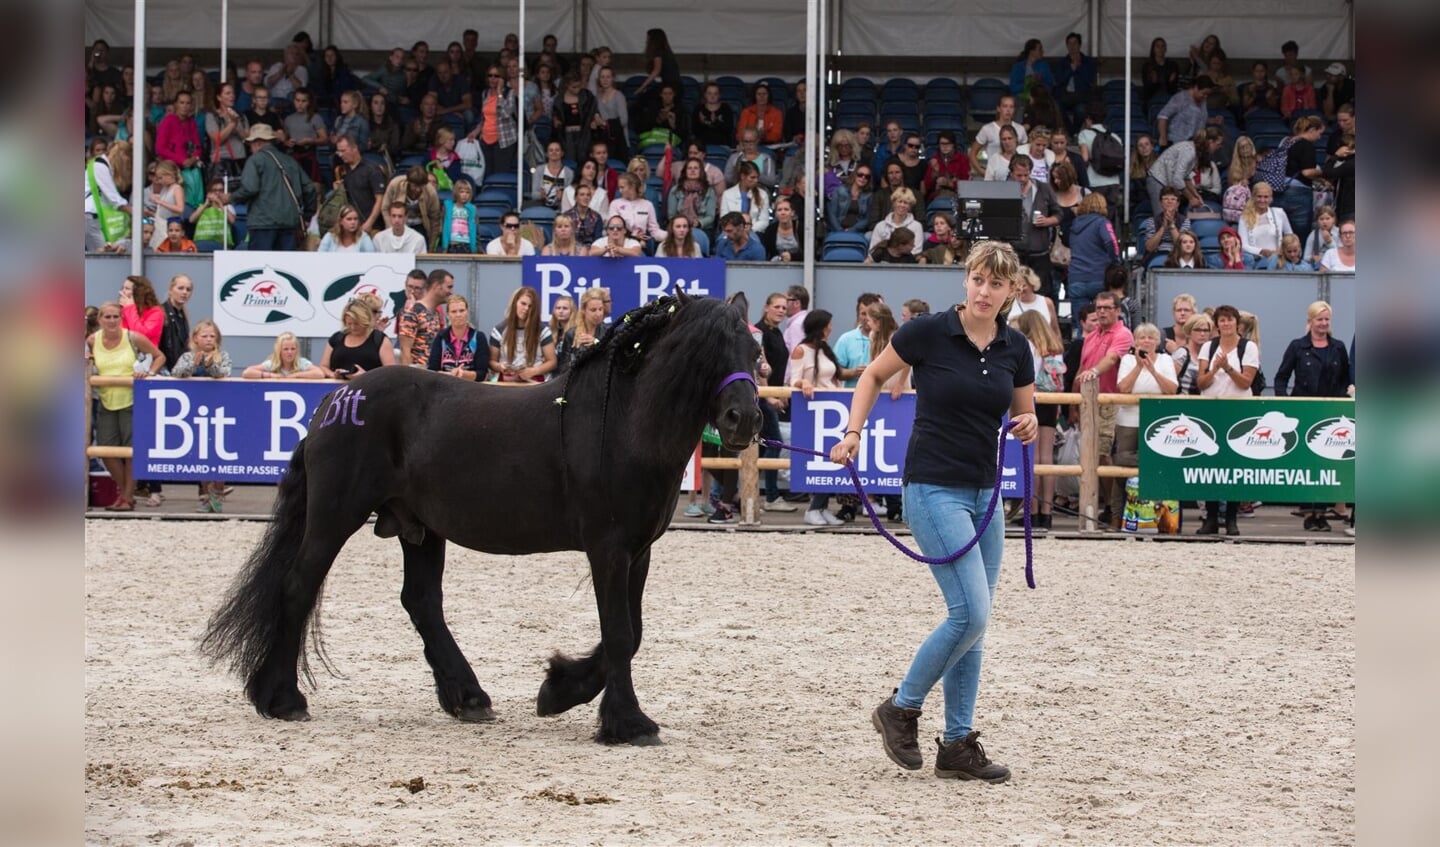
[891,306,1034,489]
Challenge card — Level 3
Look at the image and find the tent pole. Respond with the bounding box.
[801,0,817,295]
[220,0,228,94]
[517,0,527,213]
[815,0,827,246]
[131,0,147,276]
[1122,0,1131,227]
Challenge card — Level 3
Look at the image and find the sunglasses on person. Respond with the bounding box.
[906,142,921,149]
[606,224,625,231]
[503,221,520,229]
[855,172,871,180]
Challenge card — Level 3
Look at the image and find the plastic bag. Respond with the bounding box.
[1054,426,1080,501]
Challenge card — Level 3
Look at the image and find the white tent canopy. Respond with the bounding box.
[85,0,1352,60]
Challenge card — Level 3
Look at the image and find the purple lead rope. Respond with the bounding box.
[760,420,1036,589]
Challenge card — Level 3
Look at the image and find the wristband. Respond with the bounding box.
[844,430,862,439]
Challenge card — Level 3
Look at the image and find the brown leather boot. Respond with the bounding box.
[871,691,923,770]
[934,731,1011,783]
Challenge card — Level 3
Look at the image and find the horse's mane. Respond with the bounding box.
[560,295,746,448]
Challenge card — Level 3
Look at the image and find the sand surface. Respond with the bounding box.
[86,522,1353,845]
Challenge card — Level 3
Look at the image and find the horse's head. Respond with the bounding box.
[684,288,763,450]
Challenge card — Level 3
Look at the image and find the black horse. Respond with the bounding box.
[201,292,762,745]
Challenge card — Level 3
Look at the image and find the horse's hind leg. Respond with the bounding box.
[246,518,362,720]
[400,530,494,722]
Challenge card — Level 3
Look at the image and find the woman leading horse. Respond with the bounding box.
[202,291,762,745]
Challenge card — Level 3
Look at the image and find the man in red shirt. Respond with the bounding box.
[1076,290,1134,528]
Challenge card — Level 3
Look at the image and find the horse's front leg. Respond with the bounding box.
[593,547,659,745]
[400,530,494,722]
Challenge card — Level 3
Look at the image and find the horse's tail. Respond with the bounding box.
[200,437,336,690]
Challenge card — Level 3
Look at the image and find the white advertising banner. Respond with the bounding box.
[211,251,416,338]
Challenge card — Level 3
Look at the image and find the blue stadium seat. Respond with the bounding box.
[968,78,1008,123]
[923,78,962,102]
[881,78,919,100]
[840,78,876,98]
[924,101,964,120]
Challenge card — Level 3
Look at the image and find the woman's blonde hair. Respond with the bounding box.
[1306,300,1332,330]
[434,125,455,147]
[890,187,917,207]
[1228,135,1257,185]
[1238,310,1261,344]
[965,240,1022,316]
[446,294,470,319]
[343,298,375,333]
[268,331,301,372]
[627,156,651,182]
[1010,309,1062,356]
[868,302,899,362]
[1132,322,1162,342]
[189,319,222,353]
[1183,313,1214,336]
[106,140,133,193]
[548,294,574,339]
[829,129,858,164]
[569,288,608,337]
[1077,192,1108,217]
[1241,181,1274,229]
[328,204,362,244]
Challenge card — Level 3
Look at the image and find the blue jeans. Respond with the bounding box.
[1067,278,1103,314]
[247,227,298,251]
[760,402,782,501]
[894,481,1004,742]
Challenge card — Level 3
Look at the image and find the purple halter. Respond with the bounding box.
[709,371,760,428]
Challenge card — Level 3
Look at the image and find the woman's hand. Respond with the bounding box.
[829,431,861,465]
[118,289,133,307]
[1009,412,1039,445]
[798,379,815,399]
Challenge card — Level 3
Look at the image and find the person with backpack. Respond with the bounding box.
[1195,304,1259,535]
[1077,103,1124,210]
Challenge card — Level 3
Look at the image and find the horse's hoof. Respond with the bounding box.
[455,704,496,723]
[274,707,311,722]
[628,733,663,747]
[536,680,569,717]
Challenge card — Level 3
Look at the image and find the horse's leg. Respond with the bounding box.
[593,547,659,745]
[245,515,363,720]
[536,545,654,721]
[400,530,494,722]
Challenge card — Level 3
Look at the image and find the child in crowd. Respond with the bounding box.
[439,178,479,253]
[242,331,326,379]
[189,179,237,247]
[156,218,197,253]
[169,320,232,513]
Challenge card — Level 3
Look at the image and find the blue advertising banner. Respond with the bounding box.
[787,391,1031,495]
[131,380,339,482]
[522,256,727,317]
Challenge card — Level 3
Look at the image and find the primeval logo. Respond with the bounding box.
[1305,416,1356,461]
[1226,411,1300,460]
[1144,413,1220,459]
[322,265,411,322]
[217,265,316,324]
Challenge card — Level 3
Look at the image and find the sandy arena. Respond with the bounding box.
[86,522,1353,845]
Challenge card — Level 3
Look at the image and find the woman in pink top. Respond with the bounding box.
[609,173,665,244]
[118,275,163,347]
[155,89,202,170]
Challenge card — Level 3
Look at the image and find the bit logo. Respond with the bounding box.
[217,265,315,324]
[1305,416,1356,461]
[1226,411,1300,460]
[1144,414,1220,459]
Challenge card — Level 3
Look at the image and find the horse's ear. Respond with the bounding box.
[674,286,693,306]
[727,291,750,324]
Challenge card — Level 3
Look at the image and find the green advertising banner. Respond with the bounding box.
[1139,398,1355,501]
